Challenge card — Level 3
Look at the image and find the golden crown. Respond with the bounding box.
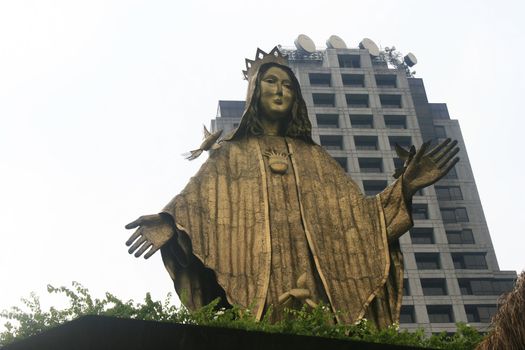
[242,47,288,80]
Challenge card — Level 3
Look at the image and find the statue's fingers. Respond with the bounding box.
[437,147,460,168]
[134,242,153,258]
[427,138,451,157]
[305,299,318,309]
[289,288,310,299]
[144,246,160,259]
[125,217,143,229]
[278,292,291,304]
[127,236,146,254]
[125,228,143,246]
[125,214,159,230]
[433,140,458,163]
[441,157,460,175]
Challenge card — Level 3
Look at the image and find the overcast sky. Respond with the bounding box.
[1,0,524,314]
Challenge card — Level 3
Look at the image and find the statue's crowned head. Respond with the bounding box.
[227,47,313,143]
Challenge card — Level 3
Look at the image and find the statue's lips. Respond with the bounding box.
[273,99,283,105]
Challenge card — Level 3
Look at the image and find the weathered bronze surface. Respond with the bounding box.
[125,47,460,328]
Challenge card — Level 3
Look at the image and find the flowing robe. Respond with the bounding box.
[161,135,412,327]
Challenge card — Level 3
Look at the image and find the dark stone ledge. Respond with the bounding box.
[2,315,430,350]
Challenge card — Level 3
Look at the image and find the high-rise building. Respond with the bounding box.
[210,36,516,334]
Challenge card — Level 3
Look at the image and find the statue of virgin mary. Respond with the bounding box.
[125,47,459,328]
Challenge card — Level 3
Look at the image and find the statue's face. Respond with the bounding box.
[258,66,295,121]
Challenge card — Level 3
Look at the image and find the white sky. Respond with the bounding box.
[1,0,524,313]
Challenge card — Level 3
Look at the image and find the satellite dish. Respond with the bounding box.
[294,34,316,53]
[404,52,418,67]
[326,35,347,49]
[359,38,380,57]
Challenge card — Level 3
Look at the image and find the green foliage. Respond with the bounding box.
[1,282,484,349]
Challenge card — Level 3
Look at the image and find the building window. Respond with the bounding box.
[380,94,402,108]
[313,93,336,107]
[412,204,429,220]
[410,228,434,244]
[465,305,497,323]
[389,136,412,150]
[309,73,331,87]
[375,74,397,88]
[459,278,515,296]
[435,186,463,201]
[363,180,387,196]
[346,94,369,108]
[440,207,469,223]
[421,279,448,296]
[334,157,348,172]
[354,136,378,150]
[320,135,343,150]
[403,278,410,296]
[452,253,488,269]
[400,306,415,323]
[342,74,365,87]
[316,114,339,128]
[443,166,458,179]
[358,158,383,173]
[434,125,447,138]
[446,229,475,244]
[427,305,454,323]
[350,115,373,128]
[338,54,361,68]
[415,253,441,270]
[384,115,407,129]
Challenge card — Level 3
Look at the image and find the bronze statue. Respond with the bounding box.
[125,47,459,328]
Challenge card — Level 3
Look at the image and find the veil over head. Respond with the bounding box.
[225,62,314,143]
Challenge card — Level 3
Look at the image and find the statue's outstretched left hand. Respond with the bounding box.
[403,138,460,197]
[125,214,174,259]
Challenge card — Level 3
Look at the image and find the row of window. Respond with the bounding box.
[317,114,407,129]
[333,155,458,179]
[400,304,498,324]
[323,139,458,179]
[309,72,397,88]
[333,157,385,173]
[410,228,475,245]
[333,159,461,189]
[414,252,488,270]
[313,93,402,108]
[403,278,514,297]
[235,117,448,140]
[409,204,470,223]
[320,135,413,151]
[412,205,470,223]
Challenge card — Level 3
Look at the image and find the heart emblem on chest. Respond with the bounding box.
[263,149,291,174]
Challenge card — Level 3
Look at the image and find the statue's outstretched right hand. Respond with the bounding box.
[125,214,174,259]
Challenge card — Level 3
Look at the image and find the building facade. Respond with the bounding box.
[210,42,516,333]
